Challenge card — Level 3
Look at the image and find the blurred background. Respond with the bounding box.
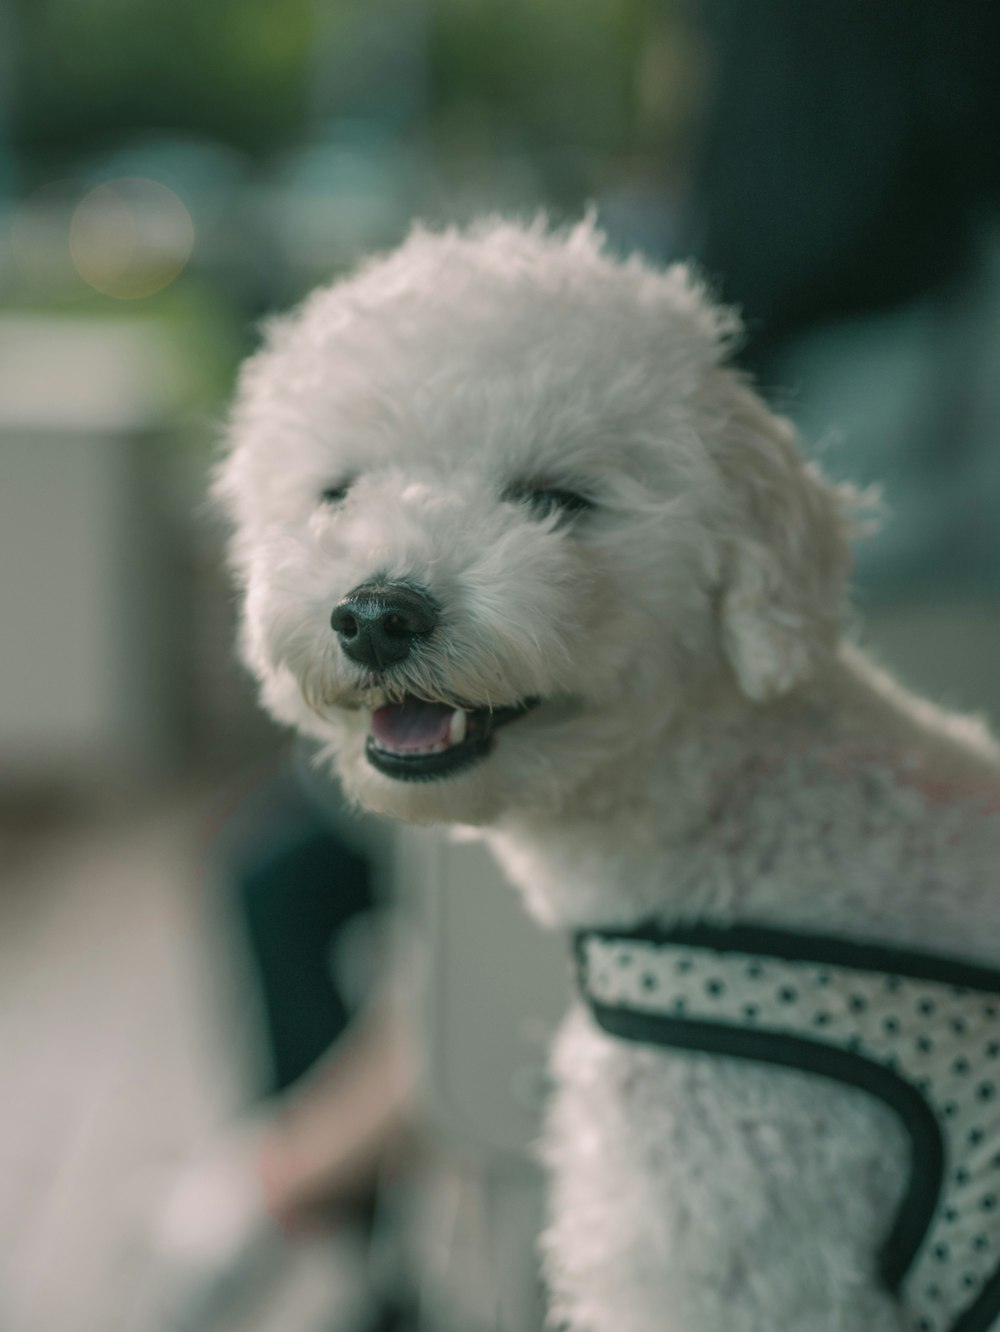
[2,2,1000,1330]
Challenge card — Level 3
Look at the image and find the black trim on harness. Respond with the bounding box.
[585,1000,942,1294]
[959,1268,1000,1332]
[574,919,1000,1329]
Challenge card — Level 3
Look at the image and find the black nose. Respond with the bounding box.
[331,582,439,670]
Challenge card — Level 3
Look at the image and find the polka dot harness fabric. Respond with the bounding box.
[576,924,1000,1332]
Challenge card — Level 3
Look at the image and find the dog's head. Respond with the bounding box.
[216,219,856,824]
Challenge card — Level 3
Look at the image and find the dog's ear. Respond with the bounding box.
[713,383,857,703]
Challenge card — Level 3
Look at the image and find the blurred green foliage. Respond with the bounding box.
[10,0,662,175]
[11,0,315,166]
[428,0,645,152]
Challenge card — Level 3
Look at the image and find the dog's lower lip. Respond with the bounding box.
[365,697,538,781]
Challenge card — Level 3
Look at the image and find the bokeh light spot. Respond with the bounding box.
[70,177,195,299]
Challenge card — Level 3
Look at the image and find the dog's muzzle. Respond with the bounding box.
[330,582,538,781]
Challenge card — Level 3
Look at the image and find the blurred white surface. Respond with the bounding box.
[0,318,184,434]
[0,319,188,783]
[404,829,568,1161]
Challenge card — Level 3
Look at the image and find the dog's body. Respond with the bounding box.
[217,220,1000,1331]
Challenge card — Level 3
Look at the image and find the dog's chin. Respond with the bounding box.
[337,737,507,826]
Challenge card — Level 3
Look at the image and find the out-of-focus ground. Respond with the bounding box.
[0,788,378,1332]
[0,793,229,1332]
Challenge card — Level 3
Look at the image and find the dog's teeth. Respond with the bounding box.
[448,708,468,745]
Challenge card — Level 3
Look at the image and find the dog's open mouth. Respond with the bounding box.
[365,695,537,781]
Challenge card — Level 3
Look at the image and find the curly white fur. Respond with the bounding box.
[216,218,1000,1331]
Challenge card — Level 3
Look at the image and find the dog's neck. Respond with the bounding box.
[482,642,1000,942]
[484,677,800,930]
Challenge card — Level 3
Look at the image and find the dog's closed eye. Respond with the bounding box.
[319,479,354,506]
[503,483,595,523]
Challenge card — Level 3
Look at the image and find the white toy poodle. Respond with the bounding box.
[217,219,1000,1332]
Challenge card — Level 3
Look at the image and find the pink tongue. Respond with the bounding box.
[372,698,454,752]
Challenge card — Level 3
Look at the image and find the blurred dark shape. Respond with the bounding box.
[689,0,1000,377]
[212,760,379,1096]
[683,0,1000,604]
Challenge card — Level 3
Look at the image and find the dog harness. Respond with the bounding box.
[575,922,1000,1332]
